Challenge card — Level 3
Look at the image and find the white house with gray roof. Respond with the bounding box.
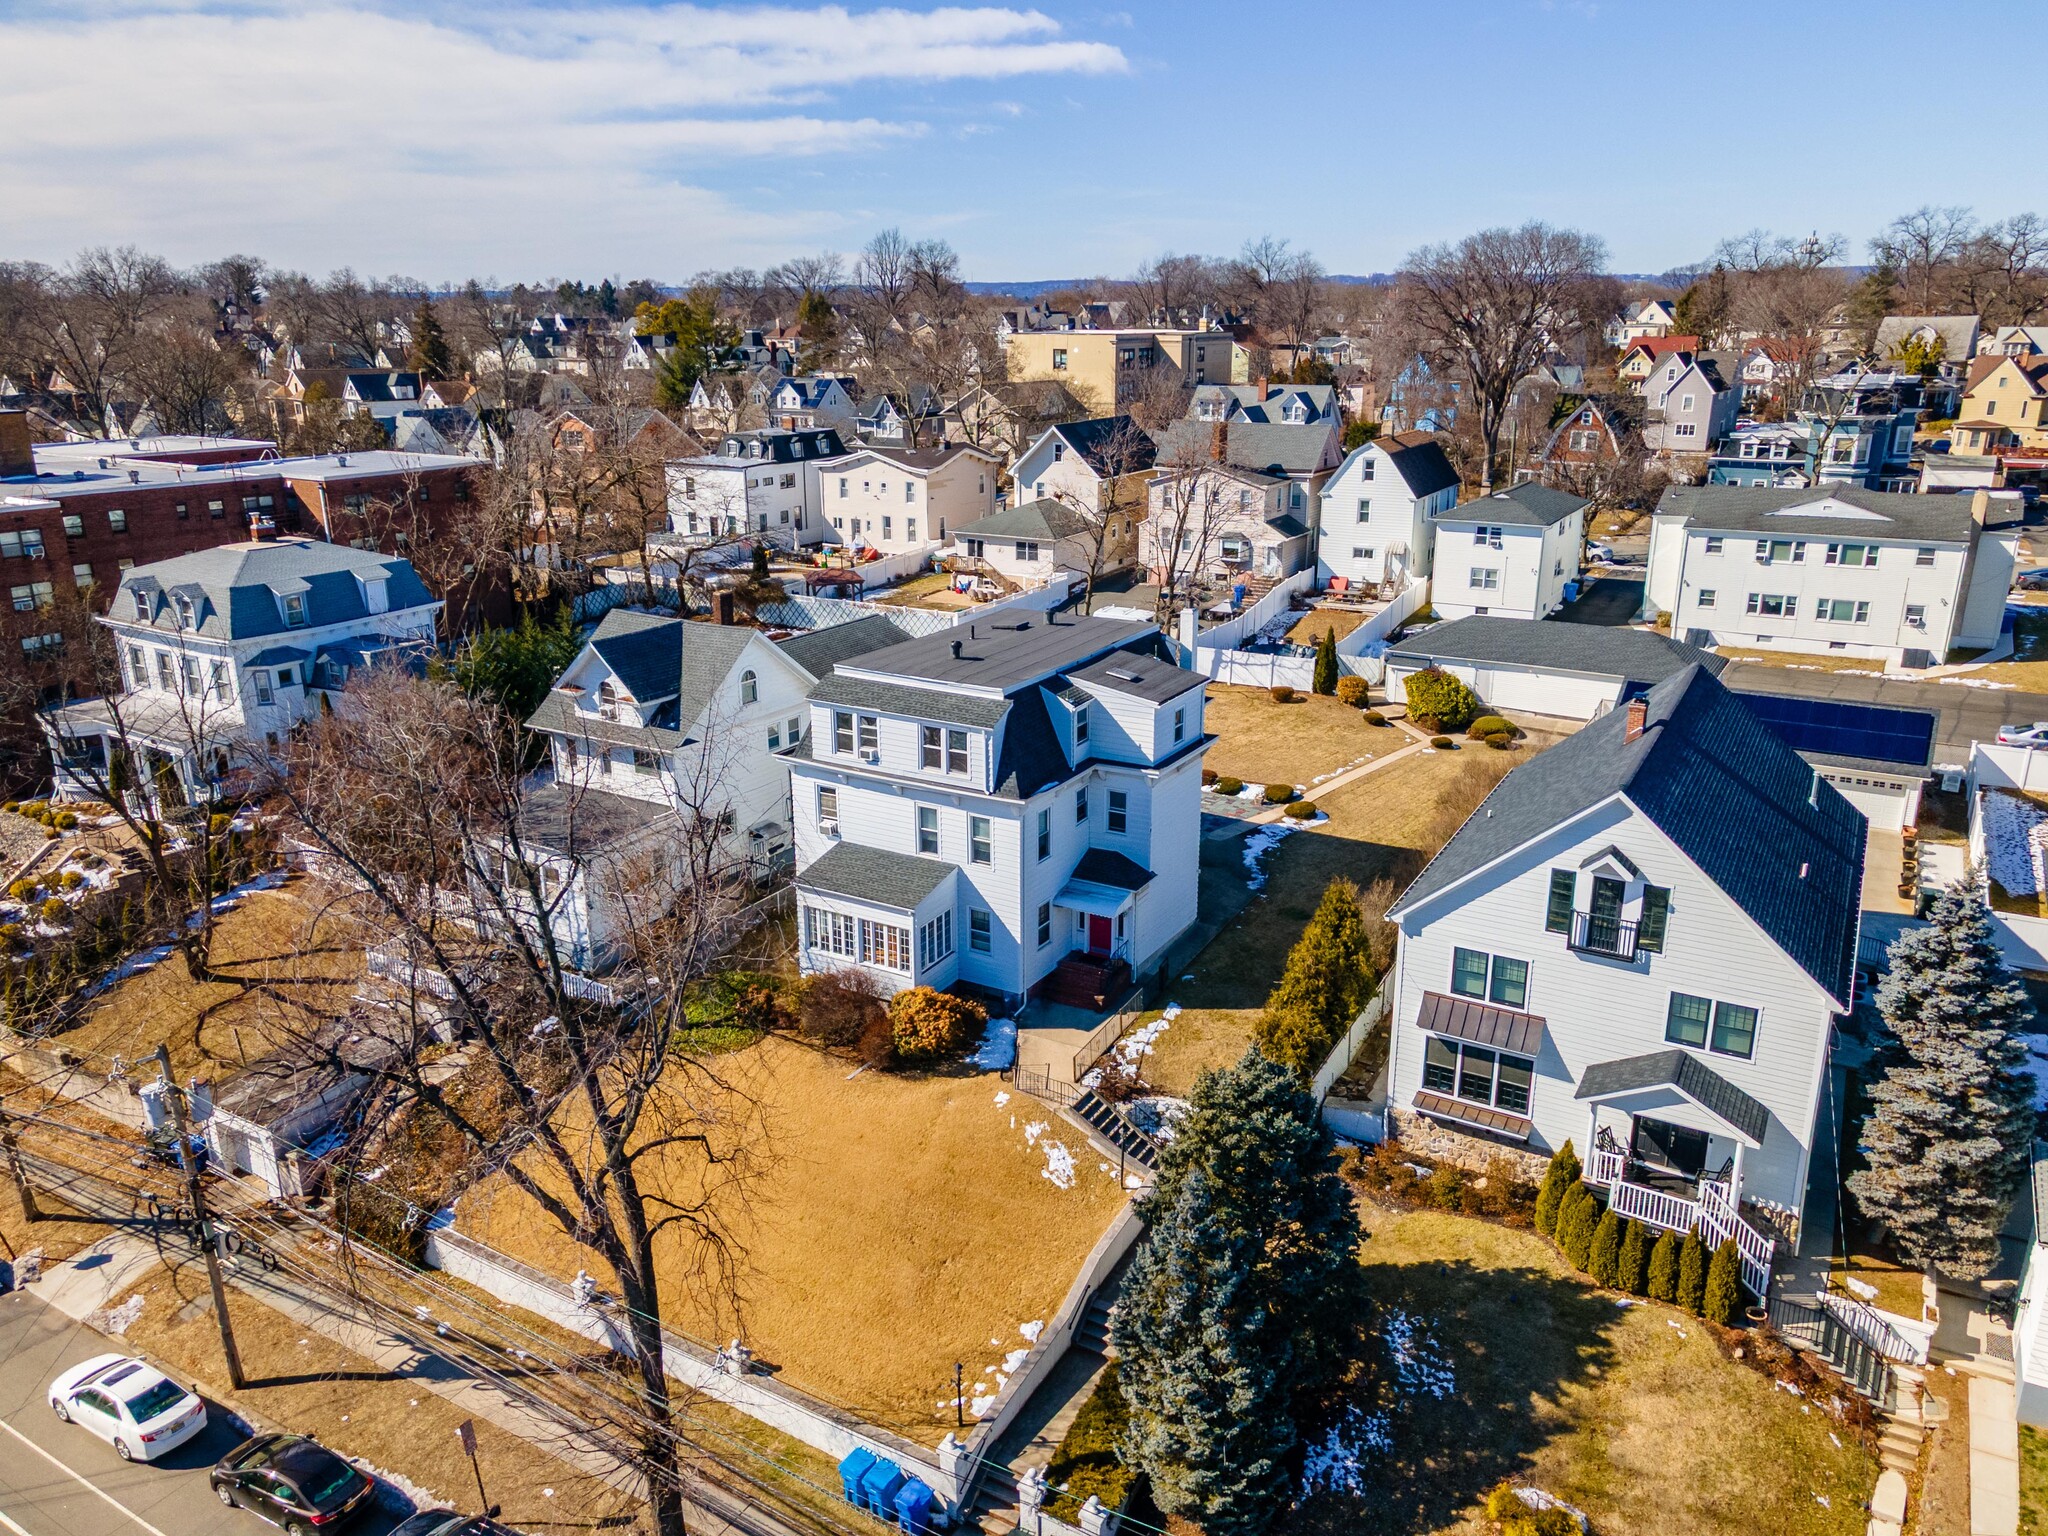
[1430,484,1588,621]
[1385,666,1866,1293]
[786,614,1210,1012]
[42,536,440,809]
[513,609,910,969]
[1644,485,2020,667]
[663,427,848,551]
[1315,430,1461,595]
[1385,617,1725,722]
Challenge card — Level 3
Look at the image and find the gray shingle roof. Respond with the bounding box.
[1154,419,1338,476]
[1370,433,1461,498]
[1441,483,1588,528]
[992,687,1072,798]
[1655,484,2016,542]
[808,673,1011,728]
[1390,664,1864,1006]
[956,500,1095,543]
[841,614,1157,693]
[1389,617,1725,687]
[1050,416,1157,476]
[1071,848,1154,891]
[797,841,956,910]
[773,614,915,679]
[1574,1049,1770,1143]
[514,784,676,856]
[546,612,757,736]
[113,538,437,641]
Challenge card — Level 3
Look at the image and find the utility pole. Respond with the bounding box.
[154,1045,244,1389]
[0,1099,39,1224]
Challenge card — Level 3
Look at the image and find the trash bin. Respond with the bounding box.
[838,1447,876,1505]
[859,1456,905,1518]
[895,1477,934,1535]
[1562,580,1580,604]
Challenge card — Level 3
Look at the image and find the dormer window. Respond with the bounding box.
[131,589,150,620]
[282,593,307,627]
[173,594,195,628]
[1075,706,1090,746]
[598,680,622,721]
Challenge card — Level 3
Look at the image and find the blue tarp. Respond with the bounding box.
[837,1447,876,1504]
[895,1476,935,1535]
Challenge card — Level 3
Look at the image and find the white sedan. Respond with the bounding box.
[1998,723,2048,747]
[49,1354,208,1461]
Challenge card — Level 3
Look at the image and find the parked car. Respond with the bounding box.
[390,1514,529,1536]
[2015,570,2048,592]
[1997,723,2048,747]
[1585,541,1616,564]
[212,1433,376,1534]
[48,1355,208,1462]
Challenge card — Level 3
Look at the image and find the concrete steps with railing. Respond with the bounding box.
[1067,1090,1158,1174]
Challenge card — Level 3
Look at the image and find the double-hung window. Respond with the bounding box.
[1036,902,1052,948]
[817,786,838,824]
[1697,589,1717,608]
[968,908,992,952]
[1757,538,1803,564]
[1665,992,1757,1058]
[1450,946,1528,1008]
[1036,808,1050,861]
[969,816,992,864]
[1825,543,1876,567]
[1074,706,1089,747]
[1421,1037,1534,1116]
[918,806,939,854]
[922,725,943,769]
[946,729,968,774]
[834,711,854,754]
[1075,786,1089,823]
[857,715,879,755]
[1107,790,1128,835]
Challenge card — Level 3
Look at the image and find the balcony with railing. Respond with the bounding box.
[1568,909,1640,961]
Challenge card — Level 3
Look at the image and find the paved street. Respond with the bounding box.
[0,1289,403,1536]
[1719,660,2048,767]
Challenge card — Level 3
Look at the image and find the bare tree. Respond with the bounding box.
[1713,229,1849,396]
[266,671,768,1536]
[1392,223,1609,491]
[127,321,253,436]
[8,248,180,437]
[1129,254,1219,322]
[847,230,988,449]
[1040,416,1155,610]
[1142,434,1239,626]
[1872,206,1978,316]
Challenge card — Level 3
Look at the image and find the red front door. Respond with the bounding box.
[1087,915,1113,955]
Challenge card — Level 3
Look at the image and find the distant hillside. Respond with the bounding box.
[964,271,1676,298]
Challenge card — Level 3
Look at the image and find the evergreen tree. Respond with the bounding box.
[1557,1186,1599,1271]
[1702,1238,1744,1326]
[1254,879,1373,1075]
[1532,1141,1580,1237]
[1618,1219,1652,1296]
[452,610,583,719]
[409,299,451,379]
[1646,1229,1680,1303]
[1676,1227,1708,1315]
[1113,1049,1362,1536]
[1588,1209,1624,1288]
[1847,880,2037,1281]
[1312,630,1338,696]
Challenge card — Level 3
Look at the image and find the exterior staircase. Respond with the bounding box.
[1043,955,1130,1011]
[1068,1090,1159,1174]
[962,1460,1021,1535]
[1075,1291,1117,1356]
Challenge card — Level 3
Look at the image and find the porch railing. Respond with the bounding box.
[1699,1178,1775,1298]
[1609,1177,1702,1238]
[1768,1292,1896,1407]
[1584,1159,1774,1298]
[1569,910,1640,961]
[1586,1144,1627,1188]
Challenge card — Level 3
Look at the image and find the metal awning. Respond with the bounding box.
[1054,879,1135,919]
[1416,991,1546,1056]
[1413,1089,1533,1142]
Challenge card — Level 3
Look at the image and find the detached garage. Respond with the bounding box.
[1385,617,1725,723]
[1729,691,1935,832]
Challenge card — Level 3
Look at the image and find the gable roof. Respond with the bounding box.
[1574,1049,1770,1143]
[1876,314,1981,361]
[1389,617,1723,686]
[956,499,1095,542]
[1362,432,1460,498]
[546,610,759,734]
[1390,665,1865,1006]
[1153,418,1338,476]
[772,614,915,679]
[1049,416,1157,476]
[1441,482,1588,528]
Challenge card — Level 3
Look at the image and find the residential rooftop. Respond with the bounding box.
[836,613,1158,697]
[1389,617,1723,687]
[1441,483,1589,528]
[1655,484,2022,541]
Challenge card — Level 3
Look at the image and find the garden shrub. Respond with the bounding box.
[208,813,232,836]
[1484,732,1514,750]
[1676,1226,1709,1314]
[1557,1185,1600,1271]
[730,984,789,1035]
[857,1013,897,1070]
[1283,800,1319,820]
[1214,777,1244,796]
[39,897,68,924]
[1262,782,1295,804]
[1363,710,1388,726]
[1703,1238,1744,1326]
[1335,675,1369,708]
[1201,767,1219,786]
[1270,685,1297,704]
[1430,736,1454,750]
[888,986,988,1061]
[54,812,78,831]
[1588,1209,1624,1287]
[1467,714,1514,740]
[8,879,38,902]
[1647,1230,1680,1302]
[1312,630,1339,695]
[58,871,83,890]
[1402,666,1481,733]
[0,803,15,814]
[1045,1362,1132,1521]
[42,828,58,841]
[797,968,886,1048]
[1619,1219,1652,1295]
[1532,1141,1579,1236]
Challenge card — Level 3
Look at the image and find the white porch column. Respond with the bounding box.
[1585,1103,1599,1167]
[1731,1138,1746,1200]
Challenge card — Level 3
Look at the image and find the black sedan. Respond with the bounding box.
[211,1432,377,1533]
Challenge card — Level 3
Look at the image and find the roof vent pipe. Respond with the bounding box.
[951,639,963,659]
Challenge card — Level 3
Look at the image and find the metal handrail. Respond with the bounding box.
[1569,909,1640,960]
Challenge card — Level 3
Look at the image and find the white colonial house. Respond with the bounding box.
[1645,485,2021,668]
[513,610,912,969]
[787,614,1209,1012]
[1386,665,1865,1296]
[1007,417,1158,516]
[42,536,441,808]
[817,443,1000,557]
[1314,431,1461,595]
[1429,484,1588,621]
[663,428,847,550]
[950,500,1117,589]
[768,375,859,431]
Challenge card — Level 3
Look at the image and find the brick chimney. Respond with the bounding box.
[1210,419,1228,463]
[1254,375,1269,399]
[712,589,736,626]
[1623,696,1648,743]
[0,409,32,478]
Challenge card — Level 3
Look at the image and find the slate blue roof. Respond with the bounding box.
[1391,665,1864,1006]
[112,538,437,641]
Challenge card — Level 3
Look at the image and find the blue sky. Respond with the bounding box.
[0,0,2035,285]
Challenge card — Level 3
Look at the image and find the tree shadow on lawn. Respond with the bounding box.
[1289,1257,1626,1536]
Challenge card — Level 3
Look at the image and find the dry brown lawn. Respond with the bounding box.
[1834,1241,1927,1321]
[1202,685,1392,789]
[1947,610,2048,693]
[1134,1007,1257,1098]
[1286,608,1368,646]
[1289,1196,1875,1536]
[1714,648,1889,676]
[58,884,365,1082]
[464,1033,1125,1443]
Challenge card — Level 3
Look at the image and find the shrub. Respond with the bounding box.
[1619,1219,1652,1295]
[1532,1141,1579,1236]
[730,984,789,1035]
[39,897,68,924]
[1283,800,1319,820]
[797,969,886,1049]
[1402,666,1481,733]
[1214,777,1244,796]
[1312,630,1339,695]
[1270,685,1296,703]
[1201,767,1219,786]
[58,871,83,891]
[1255,878,1373,1075]
[1422,1164,1466,1211]
[7,879,38,903]
[1262,782,1295,804]
[888,986,988,1062]
[208,813,232,836]
[1557,1185,1600,1270]
[1647,1229,1680,1302]
[1484,731,1514,750]
[0,802,15,814]
[857,1013,897,1070]
[1044,1362,1132,1522]
[1703,1238,1745,1326]
[1676,1226,1709,1315]
[42,828,59,841]
[1588,1209,1624,1287]
[1467,714,1514,739]
[1335,675,1369,708]
[1483,1485,1580,1536]
[1430,736,1454,750]
[1363,710,1388,726]
[54,811,78,831]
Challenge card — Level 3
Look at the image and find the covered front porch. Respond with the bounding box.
[41,694,249,815]
[1040,850,1151,1010]
[1576,1049,1778,1298]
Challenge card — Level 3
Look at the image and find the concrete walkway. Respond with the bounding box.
[1239,718,1434,826]
[1968,1372,2021,1536]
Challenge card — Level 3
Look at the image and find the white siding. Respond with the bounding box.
[1384,657,1622,722]
[1432,521,1552,621]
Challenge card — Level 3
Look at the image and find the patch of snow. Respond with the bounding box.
[1240,823,1296,891]
[1981,791,2048,895]
[1002,1348,1030,1374]
[1511,1487,1589,1532]
[2018,1037,2048,1110]
[1843,1276,1879,1302]
[968,1017,1018,1072]
[1938,676,2018,689]
[1019,1320,1044,1343]
[1125,1096,1190,1142]
[969,1391,1000,1420]
[1382,1311,1454,1399]
[1023,1120,1047,1146]
[89,1293,146,1334]
[1041,1140,1076,1190]
[992,1091,1011,1108]
[1299,1407,1392,1498]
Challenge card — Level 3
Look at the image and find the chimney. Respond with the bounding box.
[128,468,140,484]
[951,638,964,659]
[1623,697,1648,743]
[0,410,33,478]
[1210,419,1227,463]
[1254,374,1269,399]
[1971,488,1992,527]
[712,589,736,626]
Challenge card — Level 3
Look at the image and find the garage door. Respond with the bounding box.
[1831,780,1911,831]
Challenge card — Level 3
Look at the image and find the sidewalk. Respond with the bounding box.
[1240,717,1434,826]
[1968,1372,2020,1536]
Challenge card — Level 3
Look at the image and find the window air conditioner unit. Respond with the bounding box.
[861,750,881,766]
[820,818,840,839]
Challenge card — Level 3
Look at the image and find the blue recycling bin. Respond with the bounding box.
[1563,579,1580,604]
[895,1476,935,1535]
[838,1447,876,1505]
[858,1457,905,1518]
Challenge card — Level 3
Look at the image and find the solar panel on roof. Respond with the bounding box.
[1732,691,1935,770]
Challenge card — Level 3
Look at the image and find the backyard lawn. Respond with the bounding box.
[1289,1197,1877,1536]
[1286,608,1368,647]
[464,1033,1126,1441]
[1948,609,2048,692]
[1714,648,1890,676]
[2022,1424,2048,1535]
[1201,685,1393,789]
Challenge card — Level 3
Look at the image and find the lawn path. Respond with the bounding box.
[1241,718,1436,824]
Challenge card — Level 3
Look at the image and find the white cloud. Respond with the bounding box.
[0,2,1126,274]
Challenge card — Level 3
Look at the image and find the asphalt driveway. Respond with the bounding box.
[1554,577,1646,627]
